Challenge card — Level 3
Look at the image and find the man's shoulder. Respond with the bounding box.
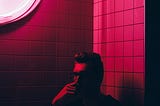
[100,94,122,106]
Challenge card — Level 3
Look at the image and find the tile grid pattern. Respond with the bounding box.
[93,0,144,106]
[0,0,93,105]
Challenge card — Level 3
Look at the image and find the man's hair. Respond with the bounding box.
[74,52,104,86]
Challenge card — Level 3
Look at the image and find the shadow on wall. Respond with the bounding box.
[0,4,41,34]
[119,78,144,106]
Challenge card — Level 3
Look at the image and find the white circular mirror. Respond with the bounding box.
[0,0,41,26]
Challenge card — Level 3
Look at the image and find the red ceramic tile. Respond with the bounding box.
[134,0,144,7]
[107,14,115,28]
[124,41,133,56]
[98,30,102,42]
[115,73,123,86]
[124,9,133,25]
[115,88,123,100]
[106,0,115,13]
[115,57,124,72]
[42,28,57,42]
[85,30,93,42]
[115,27,123,41]
[99,16,103,29]
[133,40,144,56]
[134,24,144,40]
[101,44,107,56]
[106,72,115,86]
[102,15,108,28]
[98,1,103,15]
[81,3,93,16]
[115,0,124,11]
[93,44,100,53]
[94,0,99,3]
[133,73,144,89]
[124,57,133,72]
[134,57,144,73]
[101,29,107,43]
[102,0,108,14]
[115,42,123,56]
[106,43,115,56]
[43,42,56,56]
[107,28,115,42]
[124,25,133,41]
[0,55,14,71]
[123,73,133,88]
[103,58,107,71]
[13,41,31,55]
[115,12,123,26]
[134,7,144,24]
[94,17,99,29]
[82,16,93,29]
[124,0,133,10]
[121,88,134,96]
[94,30,99,43]
[106,57,115,71]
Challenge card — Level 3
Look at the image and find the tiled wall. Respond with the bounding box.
[93,0,144,106]
[0,0,93,106]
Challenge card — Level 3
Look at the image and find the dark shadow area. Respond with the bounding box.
[119,79,143,106]
[145,0,160,106]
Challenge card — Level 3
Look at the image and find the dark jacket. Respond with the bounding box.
[52,94,122,106]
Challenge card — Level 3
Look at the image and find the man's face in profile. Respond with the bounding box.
[73,62,97,95]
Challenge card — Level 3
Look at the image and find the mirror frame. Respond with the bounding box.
[0,0,41,26]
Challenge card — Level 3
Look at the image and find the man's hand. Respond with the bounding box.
[52,76,79,104]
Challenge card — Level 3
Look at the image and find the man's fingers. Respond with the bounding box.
[67,91,75,94]
[67,85,76,89]
[66,85,77,91]
[70,76,79,86]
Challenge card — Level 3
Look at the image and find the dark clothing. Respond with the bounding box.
[52,94,122,106]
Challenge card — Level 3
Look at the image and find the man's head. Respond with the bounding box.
[73,52,104,95]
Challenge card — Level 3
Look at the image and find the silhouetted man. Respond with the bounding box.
[52,52,122,106]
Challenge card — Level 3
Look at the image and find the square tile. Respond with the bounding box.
[115,0,124,11]
[124,0,133,10]
[106,0,115,13]
[107,14,115,28]
[115,12,123,26]
[124,9,133,25]
[134,0,144,7]
[123,73,133,88]
[134,7,144,24]
[115,42,123,56]
[133,73,144,89]
[107,28,115,42]
[115,57,124,72]
[106,43,115,56]
[124,25,133,41]
[133,40,144,56]
[106,72,115,86]
[134,24,144,40]
[115,27,123,41]
[106,57,115,71]
[124,57,133,72]
[134,57,144,72]
[115,73,123,86]
[124,41,133,56]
